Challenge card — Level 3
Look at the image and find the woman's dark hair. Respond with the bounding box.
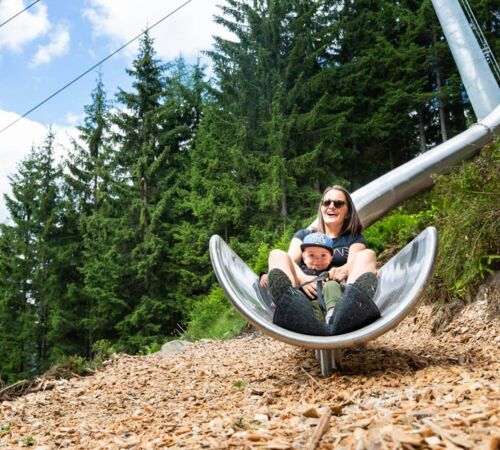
[316,185,363,237]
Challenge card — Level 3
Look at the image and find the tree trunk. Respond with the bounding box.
[418,107,427,153]
[314,177,320,193]
[142,176,150,291]
[280,174,287,220]
[433,30,448,142]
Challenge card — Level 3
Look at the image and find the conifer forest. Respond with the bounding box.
[0,0,498,383]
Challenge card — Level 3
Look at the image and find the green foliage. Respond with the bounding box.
[248,226,294,275]
[138,341,163,355]
[91,339,116,361]
[184,286,246,340]
[0,131,68,382]
[21,436,35,446]
[363,142,498,303]
[364,208,434,254]
[430,142,499,301]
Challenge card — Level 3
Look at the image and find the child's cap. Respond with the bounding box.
[300,232,334,254]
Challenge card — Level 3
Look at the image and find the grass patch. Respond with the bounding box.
[366,140,499,304]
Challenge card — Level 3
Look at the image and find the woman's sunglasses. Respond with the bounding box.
[322,199,346,208]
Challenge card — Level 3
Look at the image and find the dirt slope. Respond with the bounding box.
[0,299,498,449]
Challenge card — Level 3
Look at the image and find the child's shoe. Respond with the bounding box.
[325,307,335,324]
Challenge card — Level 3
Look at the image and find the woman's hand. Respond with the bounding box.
[259,273,268,288]
[328,265,348,282]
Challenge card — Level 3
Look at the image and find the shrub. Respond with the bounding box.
[429,142,499,301]
[364,207,433,255]
[44,355,92,379]
[138,342,163,355]
[184,285,246,340]
[92,339,116,361]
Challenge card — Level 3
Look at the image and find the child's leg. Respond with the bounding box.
[323,280,343,322]
[323,281,342,309]
[310,300,325,322]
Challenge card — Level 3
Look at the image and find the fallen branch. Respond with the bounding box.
[306,407,331,450]
[0,379,33,400]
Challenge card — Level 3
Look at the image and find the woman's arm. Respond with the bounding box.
[328,242,366,282]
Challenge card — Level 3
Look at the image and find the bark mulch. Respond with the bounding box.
[0,299,498,449]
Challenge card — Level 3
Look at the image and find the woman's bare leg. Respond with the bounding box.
[346,249,377,284]
[268,249,301,285]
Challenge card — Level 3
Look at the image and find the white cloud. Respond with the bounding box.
[0,110,77,224]
[30,23,70,67]
[64,112,85,126]
[83,0,231,62]
[0,0,49,52]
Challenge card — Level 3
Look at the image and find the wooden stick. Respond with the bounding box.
[306,407,331,450]
[300,366,321,387]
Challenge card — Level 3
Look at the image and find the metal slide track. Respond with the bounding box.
[209,105,499,376]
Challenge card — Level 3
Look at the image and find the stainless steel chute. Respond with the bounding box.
[210,226,437,349]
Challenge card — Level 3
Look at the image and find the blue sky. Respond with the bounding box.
[0,0,229,222]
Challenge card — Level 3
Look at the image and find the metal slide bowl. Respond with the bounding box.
[209,226,438,350]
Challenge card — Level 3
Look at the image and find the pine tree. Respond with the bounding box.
[111,33,209,350]
[63,72,118,357]
[0,224,37,383]
[1,131,64,375]
[207,0,333,235]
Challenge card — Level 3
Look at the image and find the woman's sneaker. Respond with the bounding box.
[352,272,378,299]
[267,268,292,305]
[327,272,381,334]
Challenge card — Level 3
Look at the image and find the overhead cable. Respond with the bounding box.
[0,0,194,135]
[0,0,41,29]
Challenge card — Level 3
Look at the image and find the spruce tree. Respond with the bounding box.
[208,0,332,235]
[0,225,37,383]
[63,72,118,357]
[111,33,209,350]
[1,131,64,375]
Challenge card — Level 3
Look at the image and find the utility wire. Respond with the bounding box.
[0,0,194,135]
[0,0,41,29]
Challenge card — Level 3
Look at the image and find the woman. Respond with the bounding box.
[265,185,377,299]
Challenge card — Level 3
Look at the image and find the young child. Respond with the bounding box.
[298,232,342,322]
[261,232,342,322]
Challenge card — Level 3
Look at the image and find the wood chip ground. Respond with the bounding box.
[0,300,498,449]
